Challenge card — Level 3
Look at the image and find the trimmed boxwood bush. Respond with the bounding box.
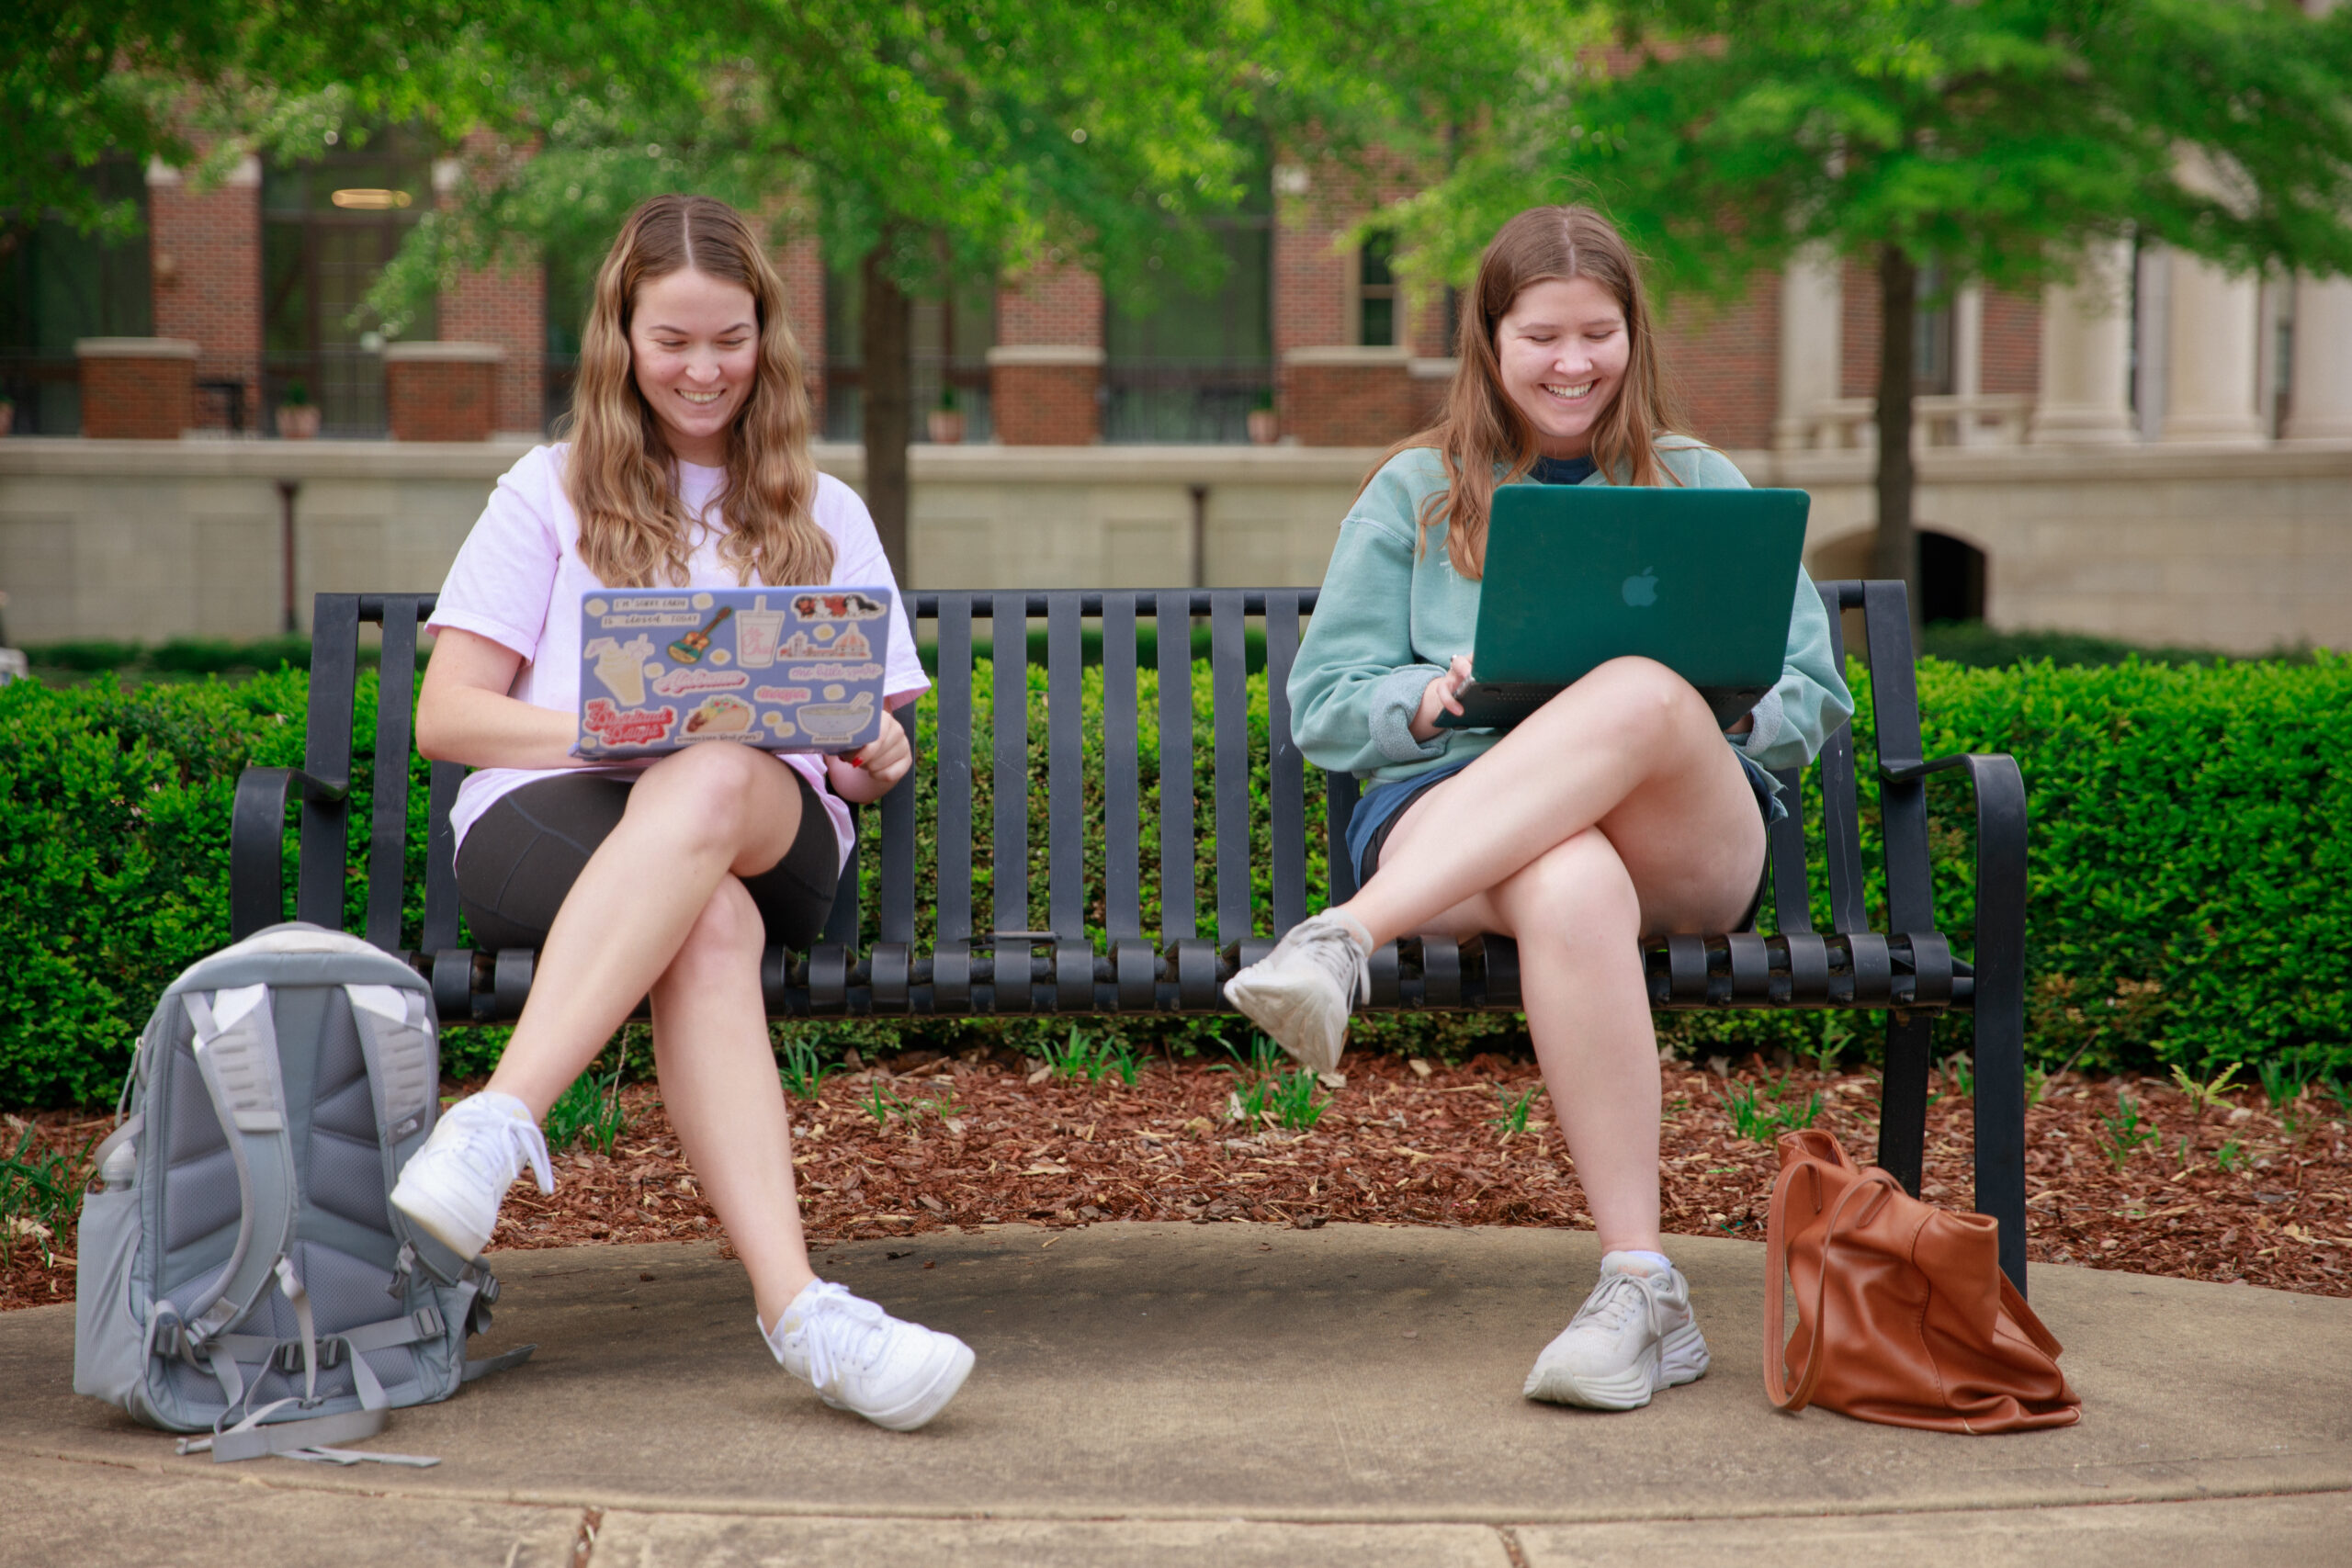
[2,652,2346,1107]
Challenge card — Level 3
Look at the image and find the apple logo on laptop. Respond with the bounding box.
[1622,568,1659,607]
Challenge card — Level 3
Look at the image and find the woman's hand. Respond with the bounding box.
[825,705,912,803]
[416,628,590,770]
[1408,655,1476,742]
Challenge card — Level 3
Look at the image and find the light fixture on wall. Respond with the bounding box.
[331,188,413,210]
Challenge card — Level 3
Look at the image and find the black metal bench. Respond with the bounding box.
[231,581,2030,1288]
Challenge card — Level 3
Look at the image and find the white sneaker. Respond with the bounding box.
[1523,1252,1710,1411]
[763,1280,975,1432]
[389,1091,553,1259]
[1221,910,1373,1074]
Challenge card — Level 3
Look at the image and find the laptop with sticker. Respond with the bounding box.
[574,586,895,759]
[1433,484,1809,732]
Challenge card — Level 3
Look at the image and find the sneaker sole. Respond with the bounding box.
[1526,1322,1710,1412]
[1221,973,1346,1075]
[390,1184,492,1261]
[858,1337,977,1432]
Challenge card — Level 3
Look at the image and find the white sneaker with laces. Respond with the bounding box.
[763,1280,975,1431]
[1523,1252,1710,1411]
[1221,909,1373,1074]
[389,1090,554,1260]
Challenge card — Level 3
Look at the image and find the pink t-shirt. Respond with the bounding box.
[425,445,928,869]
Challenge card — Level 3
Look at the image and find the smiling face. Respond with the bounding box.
[1494,275,1631,460]
[628,267,760,466]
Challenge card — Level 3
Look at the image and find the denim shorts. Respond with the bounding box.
[1348,739,1787,887]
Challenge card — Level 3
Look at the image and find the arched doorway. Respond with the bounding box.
[1806,528,1988,623]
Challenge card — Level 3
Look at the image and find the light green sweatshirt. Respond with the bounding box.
[1288,441,1853,791]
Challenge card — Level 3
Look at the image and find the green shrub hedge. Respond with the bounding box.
[2,653,2346,1107]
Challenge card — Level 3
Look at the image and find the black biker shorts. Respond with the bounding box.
[454,769,840,953]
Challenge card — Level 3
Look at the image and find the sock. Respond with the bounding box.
[1603,1249,1675,1277]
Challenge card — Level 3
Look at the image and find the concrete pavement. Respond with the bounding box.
[3,1223,2347,1565]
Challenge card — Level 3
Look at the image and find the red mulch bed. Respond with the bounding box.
[7,1053,2347,1312]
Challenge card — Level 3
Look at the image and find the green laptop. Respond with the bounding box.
[1434,483,1810,731]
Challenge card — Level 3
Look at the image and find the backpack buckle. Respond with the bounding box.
[275,1336,346,1373]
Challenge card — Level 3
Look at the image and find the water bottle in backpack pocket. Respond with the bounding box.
[74,923,532,1462]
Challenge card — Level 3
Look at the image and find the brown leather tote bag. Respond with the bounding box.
[1764,1128,2081,1433]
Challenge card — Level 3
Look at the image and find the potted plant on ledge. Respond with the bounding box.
[276,380,321,440]
[927,385,966,446]
[1246,386,1279,446]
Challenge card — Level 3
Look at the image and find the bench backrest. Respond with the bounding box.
[253,581,1945,977]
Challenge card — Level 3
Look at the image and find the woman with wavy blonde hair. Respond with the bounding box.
[1227,204,1850,1414]
[396,194,973,1431]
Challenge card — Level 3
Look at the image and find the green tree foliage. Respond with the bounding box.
[1398,1,2352,600]
[357,0,1268,580]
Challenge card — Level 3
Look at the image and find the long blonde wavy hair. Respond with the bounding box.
[1370,205,1686,581]
[559,194,830,588]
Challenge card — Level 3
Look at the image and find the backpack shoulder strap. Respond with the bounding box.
[174,986,300,1348]
[343,984,471,1283]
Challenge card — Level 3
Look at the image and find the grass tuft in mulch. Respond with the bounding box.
[6,1055,2347,1313]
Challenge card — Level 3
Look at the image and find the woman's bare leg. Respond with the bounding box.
[1370,702,1768,1255]
[484,744,805,1115]
[1341,656,1757,948]
[648,876,818,1328]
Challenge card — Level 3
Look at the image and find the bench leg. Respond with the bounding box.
[1973,969,2030,1298]
[1875,1009,1932,1198]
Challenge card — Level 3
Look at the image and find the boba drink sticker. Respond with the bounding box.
[576,586,895,758]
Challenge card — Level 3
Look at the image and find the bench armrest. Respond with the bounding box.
[230,765,349,940]
[1882,747,2030,1289]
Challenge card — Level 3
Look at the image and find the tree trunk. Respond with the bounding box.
[859,242,913,583]
[1871,243,1919,626]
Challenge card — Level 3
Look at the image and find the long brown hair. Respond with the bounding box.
[560,194,830,588]
[1371,205,1685,580]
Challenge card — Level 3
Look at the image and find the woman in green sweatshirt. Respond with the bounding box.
[1226,206,1850,1412]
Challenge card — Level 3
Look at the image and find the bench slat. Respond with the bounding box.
[1863,581,1938,937]
[1157,590,1196,945]
[363,597,422,952]
[1102,592,1142,942]
[423,759,464,954]
[992,595,1033,1010]
[1767,766,1814,934]
[1326,772,1361,905]
[299,595,360,930]
[1265,589,1306,938]
[1047,593,1086,941]
[934,593,975,949]
[877,702,918,944]
[1815,581,1871,935]
[1211,594,1251,947]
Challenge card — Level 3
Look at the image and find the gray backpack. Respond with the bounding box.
[74,923,532,1462]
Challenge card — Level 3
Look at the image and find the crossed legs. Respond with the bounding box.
[482,744,819,1325]
[1336,657,1769,1254]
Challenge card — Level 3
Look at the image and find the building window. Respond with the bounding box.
[543,238,591,433]
[1914,263,1955,396]
[262,130,435,436]
[1358,231,1398,348]
[0,160,152,434]
[820,264,995,444]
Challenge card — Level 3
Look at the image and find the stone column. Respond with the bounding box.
[2030,240,2135,445]
[2284,275,2352,440]
[383,342,505,440]
[2160,254,2266,444]
[76,338,198,437]
[1772,245,1842,450]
